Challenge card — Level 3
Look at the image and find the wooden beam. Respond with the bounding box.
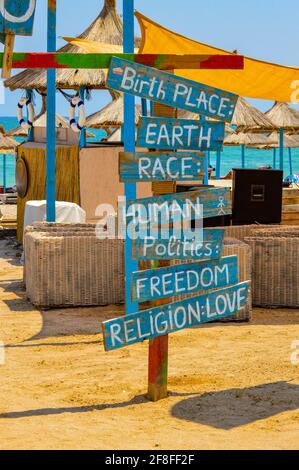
[2,34,15,78]
[0,53,244,70]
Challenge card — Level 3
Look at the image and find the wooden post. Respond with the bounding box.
[46,0,57,222]
[148,99,176,402]
[123,0,138,314]
[216,149,221,180]
[2,33,15,79]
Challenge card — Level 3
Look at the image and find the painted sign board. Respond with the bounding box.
[119,151,205,182]
[107,57,238,123]
[132,229,225,262]
[102,281,250,351]
[0,0,37,36]
[131,255,238,303]
[127,188,231,225]
[137,117,225,152]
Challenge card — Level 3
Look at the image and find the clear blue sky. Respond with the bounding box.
[1,0,298,116]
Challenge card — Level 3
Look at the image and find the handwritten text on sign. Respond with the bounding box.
[132,229,224,261]
[0,0,37,36]
[102,282,250,351]
[132,255,238,303]
[137,117,225,152]
[119,151,205,182]
[127,188,231,226]
[107,57,238,122]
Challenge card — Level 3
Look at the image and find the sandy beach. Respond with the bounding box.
[0,236,298,450]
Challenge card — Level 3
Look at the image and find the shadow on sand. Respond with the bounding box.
[171,381,299,429]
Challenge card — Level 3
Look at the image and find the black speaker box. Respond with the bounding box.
[232,169,283,225]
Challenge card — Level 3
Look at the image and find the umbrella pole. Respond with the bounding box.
[288,148,293,176]
[241,144,245,168]
[141,98,148,116]
[273,148,276,169]
[46,0,57,222]
[2,154,6,194]
[216,149,221,180]
[279,127,284,171]
[79,87,86,148]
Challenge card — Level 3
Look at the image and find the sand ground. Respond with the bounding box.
[0,235,299,450]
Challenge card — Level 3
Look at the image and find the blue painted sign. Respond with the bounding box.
[137,117,225,152]
[0,0,37,36]
[102,281,250,351]
[119,151,205,182]
[126,188,231,228]
[132,229,225,262]
[132,255,238,303]
[107,57,238,123]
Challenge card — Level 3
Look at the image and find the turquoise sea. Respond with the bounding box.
[0,116,298,188]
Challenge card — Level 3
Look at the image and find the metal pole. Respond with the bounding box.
[3,154,6,194]
[273,148,276,169]
[141,98,148,116]
[46,0,57,222]
[241,144,245,168]
[123,0,138,314]
[279,127,284,171]
[288,148,293,176]
[216,149,221,180]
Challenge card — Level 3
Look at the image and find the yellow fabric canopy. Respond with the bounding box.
[136,11,299,103]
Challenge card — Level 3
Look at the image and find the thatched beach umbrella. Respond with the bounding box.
[7,113,95,139]
[0,133,18,193]
[86,97,142,134]
[233,97,275,131]
[224,131,273,168]
[4,1,139,93]
[214,97,275,178]
[265,102,299,170]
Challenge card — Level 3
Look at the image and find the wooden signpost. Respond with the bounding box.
[103,281,250,352]
[0,0,37,77]
[119,151,205,182]
[107,56,239,122]
[131,255,239,303]
[137,117,225,151]
[131,229,225,262]
[0,0,245,403]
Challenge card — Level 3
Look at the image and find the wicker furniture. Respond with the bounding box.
[245,231,299,307]
[25,230,125,308]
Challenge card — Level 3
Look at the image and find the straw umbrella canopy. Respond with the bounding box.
[8,113,95,139]
[0,133,18,155]
[4,0,140,92]
[264,102,299,170]
[233,97,276,132]
[224,131,274,168]
[86,96,142,131]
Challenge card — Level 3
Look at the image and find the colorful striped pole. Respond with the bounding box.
[123,0,138,314]
[46,0,57,222]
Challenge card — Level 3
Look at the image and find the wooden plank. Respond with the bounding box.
[2,33,15,78]
[119,151,205,182]
[0,0,37,36]
[127,188,232,225]
[137,117,225,151]
[132,255,238,303]
[132,229,225,261]
[0,52,244,70]
[107,57,239,122]
[102,281,250,351]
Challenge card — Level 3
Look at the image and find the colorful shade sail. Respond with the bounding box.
[136,11,299,103]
